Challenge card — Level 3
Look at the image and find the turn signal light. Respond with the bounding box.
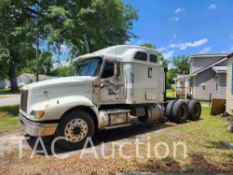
[30,110,45,119]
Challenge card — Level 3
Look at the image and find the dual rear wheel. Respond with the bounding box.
[166,99,201,123]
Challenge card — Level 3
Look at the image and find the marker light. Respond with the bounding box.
[30,110,45,119]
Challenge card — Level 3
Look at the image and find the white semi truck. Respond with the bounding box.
[19,45,201,150]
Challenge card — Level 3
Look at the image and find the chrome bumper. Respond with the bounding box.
[19,113,58,136]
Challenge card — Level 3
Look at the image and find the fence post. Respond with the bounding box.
[209,93,212,107]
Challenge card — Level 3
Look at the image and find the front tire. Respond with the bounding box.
[54,110,95,150]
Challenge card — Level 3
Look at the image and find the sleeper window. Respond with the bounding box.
[150,54,157,63]
[101,61,115,78]
[134,52,147,61]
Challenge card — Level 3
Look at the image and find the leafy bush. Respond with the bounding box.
[51,66,75,77]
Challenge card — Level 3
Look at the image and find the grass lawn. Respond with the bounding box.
[200,100,211,105]
[166,106,233,162]
[120,106,233,173]
[0,105,19,133]
[0,88,20,94]
[166,89,175,98]
[1,105,232,174]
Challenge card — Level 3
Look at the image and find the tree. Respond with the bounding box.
[172,56,190,75]
[36,0,138,55]
[140,43,168,67]
[0,48,9,79]
[0,0,138,91]
[140,43,155,49]
[0,0,38,90]
[52,66,74,77]
[163,56,190,87]
[38,51,53,75]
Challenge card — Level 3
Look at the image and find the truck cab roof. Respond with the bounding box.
[73,45,161,65]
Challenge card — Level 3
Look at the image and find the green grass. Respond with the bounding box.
[166,89,175,98]
[153,107,232,162]
[0,88,20,94]
[0,105,19,132]
[0,105,233,173]
[182,165,194,173]
[112,105,232,173]
[200,100,211,106]
[131,106,233,172]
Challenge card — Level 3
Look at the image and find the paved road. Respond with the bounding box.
[0,94,20,106]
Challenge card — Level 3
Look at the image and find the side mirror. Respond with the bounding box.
[114,62,120,77]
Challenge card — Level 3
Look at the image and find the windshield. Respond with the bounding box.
[75,57,102,76]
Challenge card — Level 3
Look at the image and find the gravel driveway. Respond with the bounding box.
[0,94,20,106]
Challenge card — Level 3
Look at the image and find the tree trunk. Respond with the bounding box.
[9,60,18,91]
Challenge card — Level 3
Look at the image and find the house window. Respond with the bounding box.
[134,52,147,61]
[150,54,157,63]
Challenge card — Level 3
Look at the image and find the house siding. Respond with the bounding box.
[192,69,226,100]
[190,56,225,74]
[226,57,233,115]
[0,80,10,88]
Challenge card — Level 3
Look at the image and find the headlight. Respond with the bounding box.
[30,110,45,119]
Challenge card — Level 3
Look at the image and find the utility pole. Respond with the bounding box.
[35,1,40,82]
[84,34,90,53]
[36,37,39,81]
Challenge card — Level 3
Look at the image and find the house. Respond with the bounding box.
[17,73,54,87]
[0,80,10,88]
[226,53,233,115]
[175,75,191,98]
[175,53,229,100]
[0,73,55,89]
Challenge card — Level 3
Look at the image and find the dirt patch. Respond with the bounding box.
[0,129,29,159]
[0,118,232,174]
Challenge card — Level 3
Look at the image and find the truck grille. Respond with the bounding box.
[20,90,28,113]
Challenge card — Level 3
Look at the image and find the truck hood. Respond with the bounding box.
[24,76,97,91]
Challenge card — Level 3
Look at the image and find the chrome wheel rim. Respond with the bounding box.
[64,119,88,142]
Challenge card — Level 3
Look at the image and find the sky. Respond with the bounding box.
[124,0,233,64]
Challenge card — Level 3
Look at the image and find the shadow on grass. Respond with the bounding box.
[227,153,233,160]
[206,141,233,150]
[187,152,232,173]
[137,152,233,173]
[137,156,182,172]
[0,105,19,116]
[25,122,173,155]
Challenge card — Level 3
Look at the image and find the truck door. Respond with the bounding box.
[99,60,123,104]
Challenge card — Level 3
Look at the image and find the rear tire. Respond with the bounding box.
[165,100,176,120]
[171,100,188,123]
[187,100,201,121]
[182,99,190,105]
[54,110,95,150]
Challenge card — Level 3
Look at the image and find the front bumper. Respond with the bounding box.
[19,113,58,136]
